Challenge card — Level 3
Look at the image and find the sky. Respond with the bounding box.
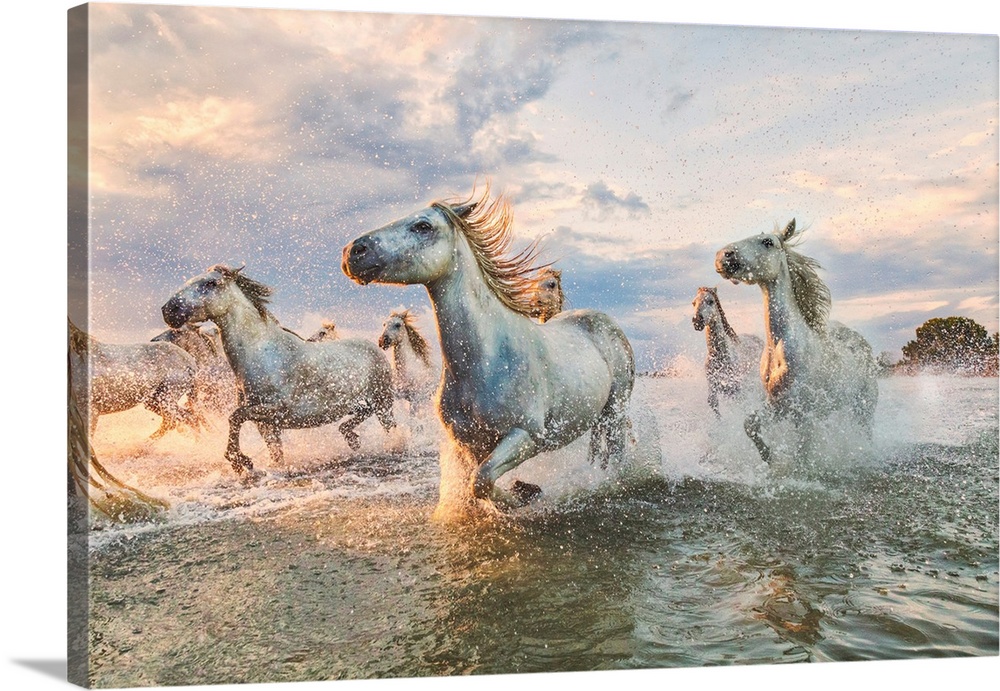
[75,1,999,371]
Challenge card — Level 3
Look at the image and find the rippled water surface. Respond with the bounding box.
[80,375,999,687]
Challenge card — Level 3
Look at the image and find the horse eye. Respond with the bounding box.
[762,237,774,248]
[412,220,433,233]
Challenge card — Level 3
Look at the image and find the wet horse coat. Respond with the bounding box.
[162,265,395,472]
[715,220,878,464]
[691,286,763,416]
[342,187,635,513]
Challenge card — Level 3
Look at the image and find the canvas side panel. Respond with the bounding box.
[67,3,91,688]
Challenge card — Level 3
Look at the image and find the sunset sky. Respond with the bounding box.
[79,1,999,370]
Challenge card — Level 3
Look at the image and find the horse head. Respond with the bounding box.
[691,286,719,331]
[715,220,796,286]
[529,268,564,322]
[343,184,545,317]
[715,219,830,332]
[162,264,271,328]
[342,200,475,287]
[378,309,408,350]
[306,320,338,342]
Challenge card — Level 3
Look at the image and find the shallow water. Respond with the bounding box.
[81,375,999,687]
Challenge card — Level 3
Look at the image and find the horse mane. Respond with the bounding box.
[208,264,275,321]
[392,308,431,366]
[698,287,738,341]
[775,222,831,331]
[432,185,548,317]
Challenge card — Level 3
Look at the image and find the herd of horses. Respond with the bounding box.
[70,185,879,515]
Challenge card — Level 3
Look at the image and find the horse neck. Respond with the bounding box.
[425,242,528,379]
[392,331,420,378]
[704,312,736,363]
[759,266,810,351]
[210,294,282,368]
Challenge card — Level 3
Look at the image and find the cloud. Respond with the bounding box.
[581,181,651,219]
[77,6,997,372]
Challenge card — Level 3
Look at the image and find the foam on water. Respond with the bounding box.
[86,374,998,547]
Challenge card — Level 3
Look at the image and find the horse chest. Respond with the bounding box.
[438,366,528,444]
[762,341,793,400]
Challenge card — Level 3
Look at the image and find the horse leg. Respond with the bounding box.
[226,403,286,473]
[708,387,721,418]
[606,414,631,468]
[589,391,632,470]
[588,422,608,467]
[226,406,255,472]
[339,404,374,451]
[471,428,540,509]
[256,422,283,465]
[375,392,396,433]
[147,399,179,439]
[147,382,198,439]
[744,409,772,465]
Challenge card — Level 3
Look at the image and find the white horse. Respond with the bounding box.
[715,220,878,464]
[152,323,239,415]
[68,319,199,438]
[527,268,564,323]
[306,320,339,342]
[378,308,435,410]
[691,286,764,417]
[161,265,396,473]
[342,186,635,513]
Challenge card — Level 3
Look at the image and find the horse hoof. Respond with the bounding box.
[227,453,254,473]
[511,480,542,505]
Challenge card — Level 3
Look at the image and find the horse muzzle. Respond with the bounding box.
[692,316,705,331]
[715,247,742,283]
[377,334,391,350]
[342,238,382,285]
[162,297,193,329]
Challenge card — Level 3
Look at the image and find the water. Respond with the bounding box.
[80,375,999,687]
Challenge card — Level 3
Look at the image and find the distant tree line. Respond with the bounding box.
[889,316,998,376]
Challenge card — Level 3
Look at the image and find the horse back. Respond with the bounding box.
[545,308,635,403]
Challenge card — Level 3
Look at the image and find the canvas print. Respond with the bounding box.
[67,3,999,688]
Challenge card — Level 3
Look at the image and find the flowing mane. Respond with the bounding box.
[697,287,738,340]
[432,186,547,317]
[776,225,831,332]
[392,308,432,366]
[208,264,275,321]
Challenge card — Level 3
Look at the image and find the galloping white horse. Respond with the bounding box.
[342,186,635,513]
[378,308,435,410]
[715,220,878,464]
[162,265,395,473]
[691,286,764,416]
[68,320,199,438]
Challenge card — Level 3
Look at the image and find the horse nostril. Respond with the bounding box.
[350,241,368,259]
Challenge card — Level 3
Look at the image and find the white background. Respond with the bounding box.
[2,1,998,690]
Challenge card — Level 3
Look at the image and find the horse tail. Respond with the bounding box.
[568,310,635,468]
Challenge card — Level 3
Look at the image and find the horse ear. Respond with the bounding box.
[781,219,796,241]
[451,200,478,219]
